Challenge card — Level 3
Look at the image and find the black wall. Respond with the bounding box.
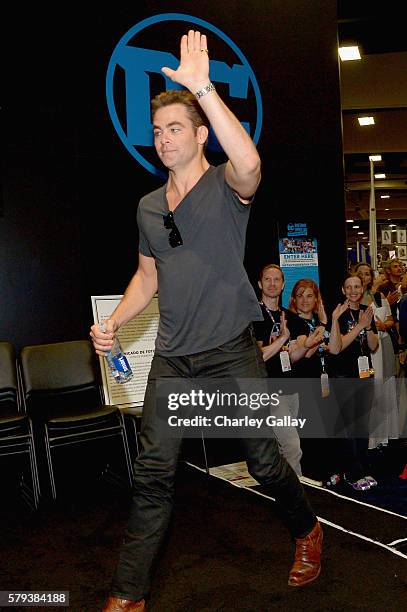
[2,1,346,351]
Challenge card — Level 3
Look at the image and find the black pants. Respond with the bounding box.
[111,327,316,601]
[332,377,374,481]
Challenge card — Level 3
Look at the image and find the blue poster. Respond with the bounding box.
[278,224,319,307]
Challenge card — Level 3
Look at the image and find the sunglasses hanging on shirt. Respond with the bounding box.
[163,211,183,248]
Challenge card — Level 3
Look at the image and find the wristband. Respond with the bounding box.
[195,82,216,99]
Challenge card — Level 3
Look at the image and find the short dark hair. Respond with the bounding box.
[259,263,285,282]
[151,90,209,131]
[342,272,362,288]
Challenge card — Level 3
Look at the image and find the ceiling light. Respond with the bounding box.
[380,195,390,199]
[389,224,396,227]
[358,232,364,235]
[346,219,354,223]
[358,117,375,126]
[385,208,389,211]
[339,46,361,61]
[347,247,352,251]
[392,230,397,232]
[369,155,382,161]
[375,173,386,179]
[352,225,359,229]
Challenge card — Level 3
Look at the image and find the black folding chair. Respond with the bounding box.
[0,341,40,510]
[20,340,133,500]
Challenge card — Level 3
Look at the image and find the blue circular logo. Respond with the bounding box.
[106,13,263,178]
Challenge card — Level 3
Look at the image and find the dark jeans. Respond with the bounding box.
[111,326,316,601]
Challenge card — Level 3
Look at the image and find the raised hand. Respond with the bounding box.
[305,326,325,349]
[387,290,399,306]
[318,298,328,325]
[280,311,290,342]
[374,314,386,332]
[332,301,349,321]
[358,305,374,329]
[161,30,210,91]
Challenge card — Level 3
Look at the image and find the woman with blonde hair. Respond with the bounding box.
[354,262,385,307]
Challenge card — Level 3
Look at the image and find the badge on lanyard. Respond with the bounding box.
[321,372,330,397]
[280,350,291,372]
[357,355,370,378]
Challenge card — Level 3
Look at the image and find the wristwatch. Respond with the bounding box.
[195,83,216,99]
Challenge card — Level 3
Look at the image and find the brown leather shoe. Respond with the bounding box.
[288,520,323,587]
[102,596,145,611]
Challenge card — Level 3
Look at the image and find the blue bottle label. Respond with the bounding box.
[112,353,131,373]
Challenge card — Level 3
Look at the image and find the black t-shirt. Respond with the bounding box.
[288,315,332,378]
[253,305,300,378]
[328,304,377,378]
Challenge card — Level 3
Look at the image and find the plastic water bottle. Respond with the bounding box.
[99,322,133,384]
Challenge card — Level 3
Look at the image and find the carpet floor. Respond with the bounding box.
[0,458,406,612]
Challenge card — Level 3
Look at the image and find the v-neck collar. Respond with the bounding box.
[163,166,213,214]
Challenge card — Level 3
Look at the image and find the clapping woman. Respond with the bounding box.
[287,279,344,482]
[329,273,379,491]
[288,279,343,377]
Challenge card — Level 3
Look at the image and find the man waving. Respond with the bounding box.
[91,31,322,612]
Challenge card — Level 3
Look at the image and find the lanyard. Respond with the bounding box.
[302,315,319,333]
[348,308,367,356]
[260,302,280,324]
[300,314,327,370]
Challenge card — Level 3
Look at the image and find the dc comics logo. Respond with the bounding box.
[106,13,263,178]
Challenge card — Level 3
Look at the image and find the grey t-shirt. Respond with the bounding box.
[137,163,263,356]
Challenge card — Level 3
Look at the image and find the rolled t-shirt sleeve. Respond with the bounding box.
[137,205,153,257]
[214,164,255,210]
